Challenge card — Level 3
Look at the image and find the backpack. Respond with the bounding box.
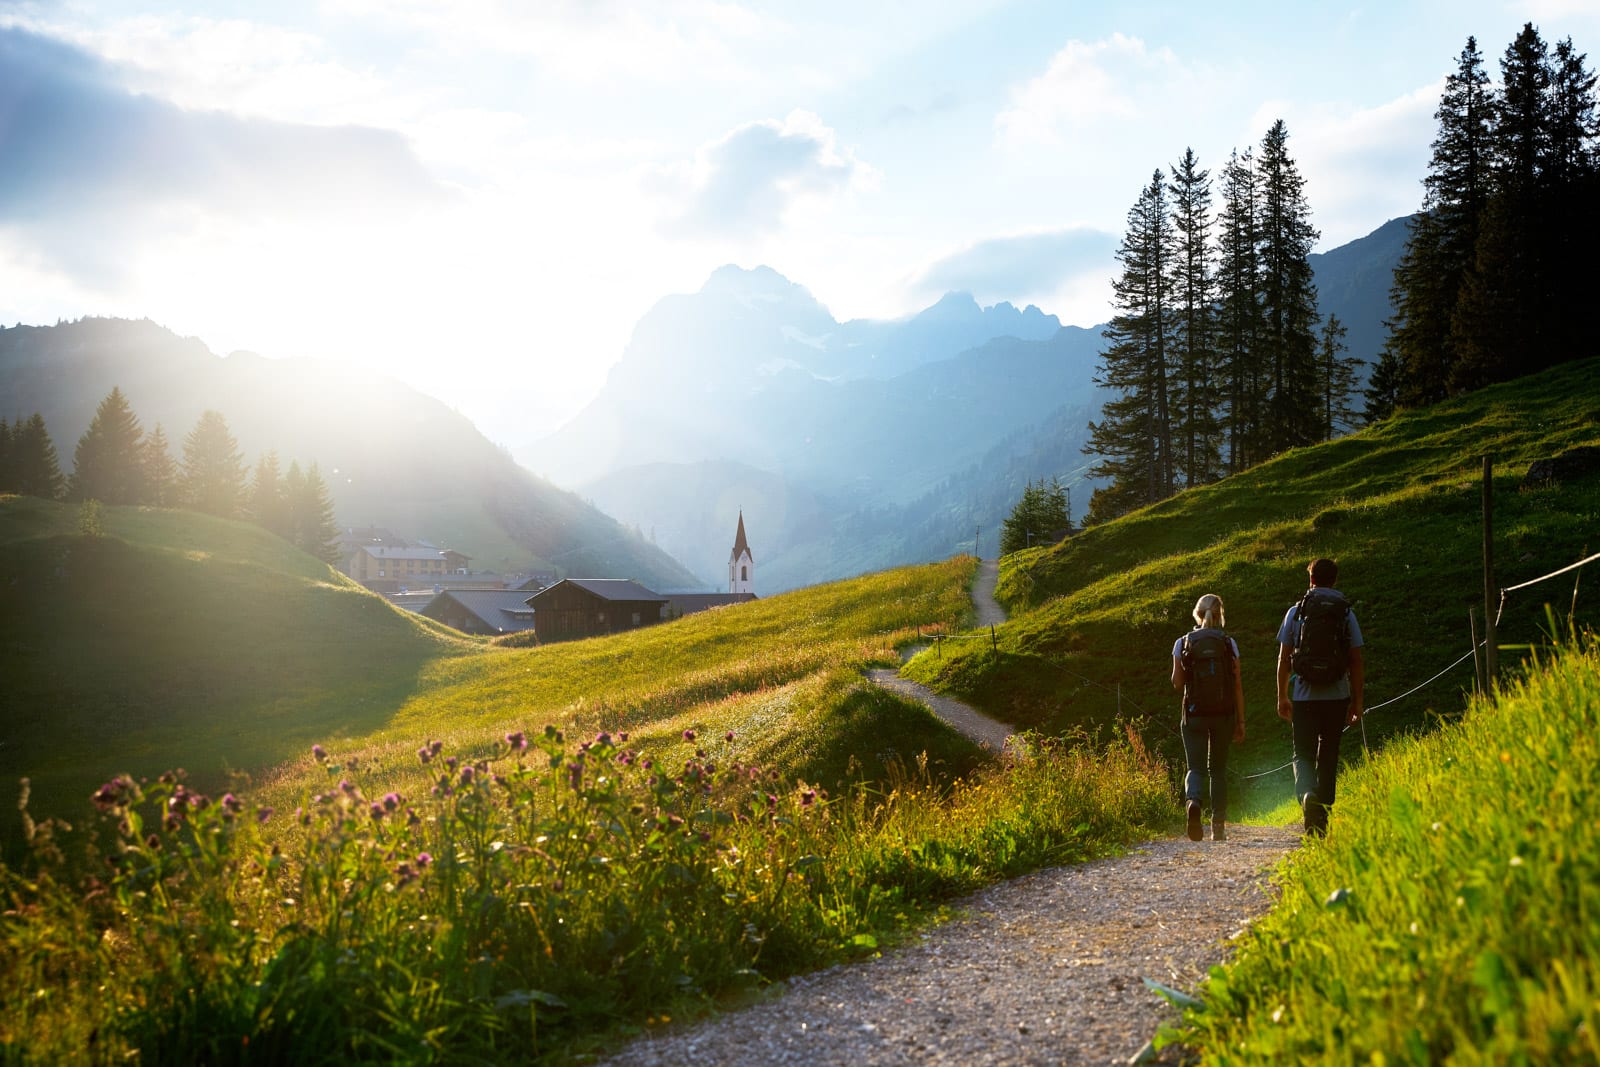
[1291,588,1351,686]
[1181,627,1237,717]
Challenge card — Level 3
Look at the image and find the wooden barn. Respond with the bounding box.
[526,579,669,643]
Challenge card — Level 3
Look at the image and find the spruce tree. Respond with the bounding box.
[1363,349,1402,424]
[1168,147,1220,488]
[13,413,65,500]
[69,386,145,504]
[180,410,246,519]
[1541,36,1599,364]
[249,451,291,539]
[0,418,12,493]
[1256,119,1321,451]
[1085,170,1176,523]
[1386,36,1494,407]
[284,461,340,563]
[1215,148,1264,472]
[1314,315,1362,440]
[143,424,176,506]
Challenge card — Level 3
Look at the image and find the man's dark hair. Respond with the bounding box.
[1308,558,1339,586]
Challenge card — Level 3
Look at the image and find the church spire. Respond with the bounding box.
[729,511,754,594]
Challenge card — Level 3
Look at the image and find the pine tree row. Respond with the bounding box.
[1370,23,1598,415]
[0,388,340,563]
[1084,120,1359,525]
[999,478,1072,555]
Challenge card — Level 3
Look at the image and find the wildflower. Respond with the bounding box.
[800,789,817,807]
[395,861,415,887]
[339,780,358,795]
[296,807,310,826]
[698,831,712,843]
[256,807,273,825]
[406,807,422,826]
[506,731,527,752]
[370,802,386,821]
[683,729,696,742]
[416,851,433,868]
[618,732,629,743]
[445,756,459,771]
[382,792,402,811]
[221,793,245,816]
[312,744,327,762]
[145,833,162,850]
[92,775,136,813]
[725,731,736,743]
[430,739,444,756]
[595,731,612,747]
[459,765,476,785]
[417,746,434,764]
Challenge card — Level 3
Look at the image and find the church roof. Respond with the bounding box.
[729,511,753,564]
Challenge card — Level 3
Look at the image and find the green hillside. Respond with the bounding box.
[904,357,1600,810]
[0,497,476,833]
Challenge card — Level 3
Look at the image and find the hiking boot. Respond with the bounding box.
[1212,821,1227,842]
[1303,795,1326,837]
[1186,801,1202,841]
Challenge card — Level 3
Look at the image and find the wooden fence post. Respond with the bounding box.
[1482,455,1498,694]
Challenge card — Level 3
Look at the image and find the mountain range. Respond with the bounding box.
[540,216,1411,592]
[0,215,1409,594]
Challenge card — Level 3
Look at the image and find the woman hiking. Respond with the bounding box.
[1172,593,1246,841]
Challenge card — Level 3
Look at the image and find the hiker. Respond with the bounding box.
[1172,593,1245,842]
[1276,558,1365,836]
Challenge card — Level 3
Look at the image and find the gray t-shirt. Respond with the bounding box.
[1277,588,1363,701]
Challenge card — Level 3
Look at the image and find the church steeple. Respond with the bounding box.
[728,511,754,594]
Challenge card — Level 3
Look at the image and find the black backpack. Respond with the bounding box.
[1181,627,1237,717]
[1291,589,1351,686]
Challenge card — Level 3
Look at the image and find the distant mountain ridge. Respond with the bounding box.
[544,217,1405,592]
[0,318,700,589]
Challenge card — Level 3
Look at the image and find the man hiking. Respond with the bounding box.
[1276,558,1364,836]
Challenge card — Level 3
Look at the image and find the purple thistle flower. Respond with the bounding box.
[406,807,422,826]
[256,806,274,825]
[506,731,527,751]
[369,802,386,821]
[800,789,817,807]
[296,806,310,826]
[221,793,245,814]
[339,779,357,795]
[445,756,458,771]
[618,731,629,743]
[595,731,612,747]
[459,765,475,785]
[416,852,433,868]
[311,744,327,761]
[418,746,433,764]
[725,731,736,743]
[382,792,402,811]
[683,729,696,742]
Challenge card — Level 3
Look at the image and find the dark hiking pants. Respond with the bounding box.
[1182,713,1233,822]
[1292,698,1349,815]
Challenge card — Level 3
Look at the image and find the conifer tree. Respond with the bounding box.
[1385,36,1494,408]
[1314,315,1362,440]
[1168,147,1221,487]
[0,418,12,493]
[143,424,176,506]
[1085,170,1176,523]
[180,410,246,519]
[69,386,145,504]
[1363,350,1402,424]
[249,451,291,539]
[1000,478,1071,554]
[13,413,65,500]
[1215,148,1264,472]
[1256,119,1321,451]
[286,461,340,563]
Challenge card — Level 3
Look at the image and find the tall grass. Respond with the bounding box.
[0,724,1169,1063]
[1175,636,1600,1063]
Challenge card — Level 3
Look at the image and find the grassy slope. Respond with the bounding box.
[903,358,1600,814]
[1,496,987,845]
[0,498,475,830]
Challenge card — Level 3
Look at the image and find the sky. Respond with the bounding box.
[2,1,1597,446]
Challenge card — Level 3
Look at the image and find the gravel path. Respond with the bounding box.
[596,557,1301,1066]
[600,825,1300,1066]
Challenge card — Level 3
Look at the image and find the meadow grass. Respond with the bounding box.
[1173,634,1600,1064]
[903,358,1600,817]
[0,718,1169,1063]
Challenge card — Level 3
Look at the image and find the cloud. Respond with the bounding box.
[0,26,442,282]
[652,109,873,238]
[910,227,1118,305]
[996,33,1194,147]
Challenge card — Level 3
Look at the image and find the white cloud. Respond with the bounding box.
[909,227,1118,306]
[651,110,876,238]
[995,33,1194,147]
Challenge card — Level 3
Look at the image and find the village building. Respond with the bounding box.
[345,544,471,593]
[419,590,539,636]
[526,578,669,643]
[729,511,754,594]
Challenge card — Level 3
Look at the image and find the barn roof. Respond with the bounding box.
[536,578,668,603]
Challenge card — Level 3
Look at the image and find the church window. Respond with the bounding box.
[741,566,748,581]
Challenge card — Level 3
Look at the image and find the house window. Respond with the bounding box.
[632,612,641,626]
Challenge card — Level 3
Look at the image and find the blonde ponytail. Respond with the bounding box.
[1192,593,1225,629]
